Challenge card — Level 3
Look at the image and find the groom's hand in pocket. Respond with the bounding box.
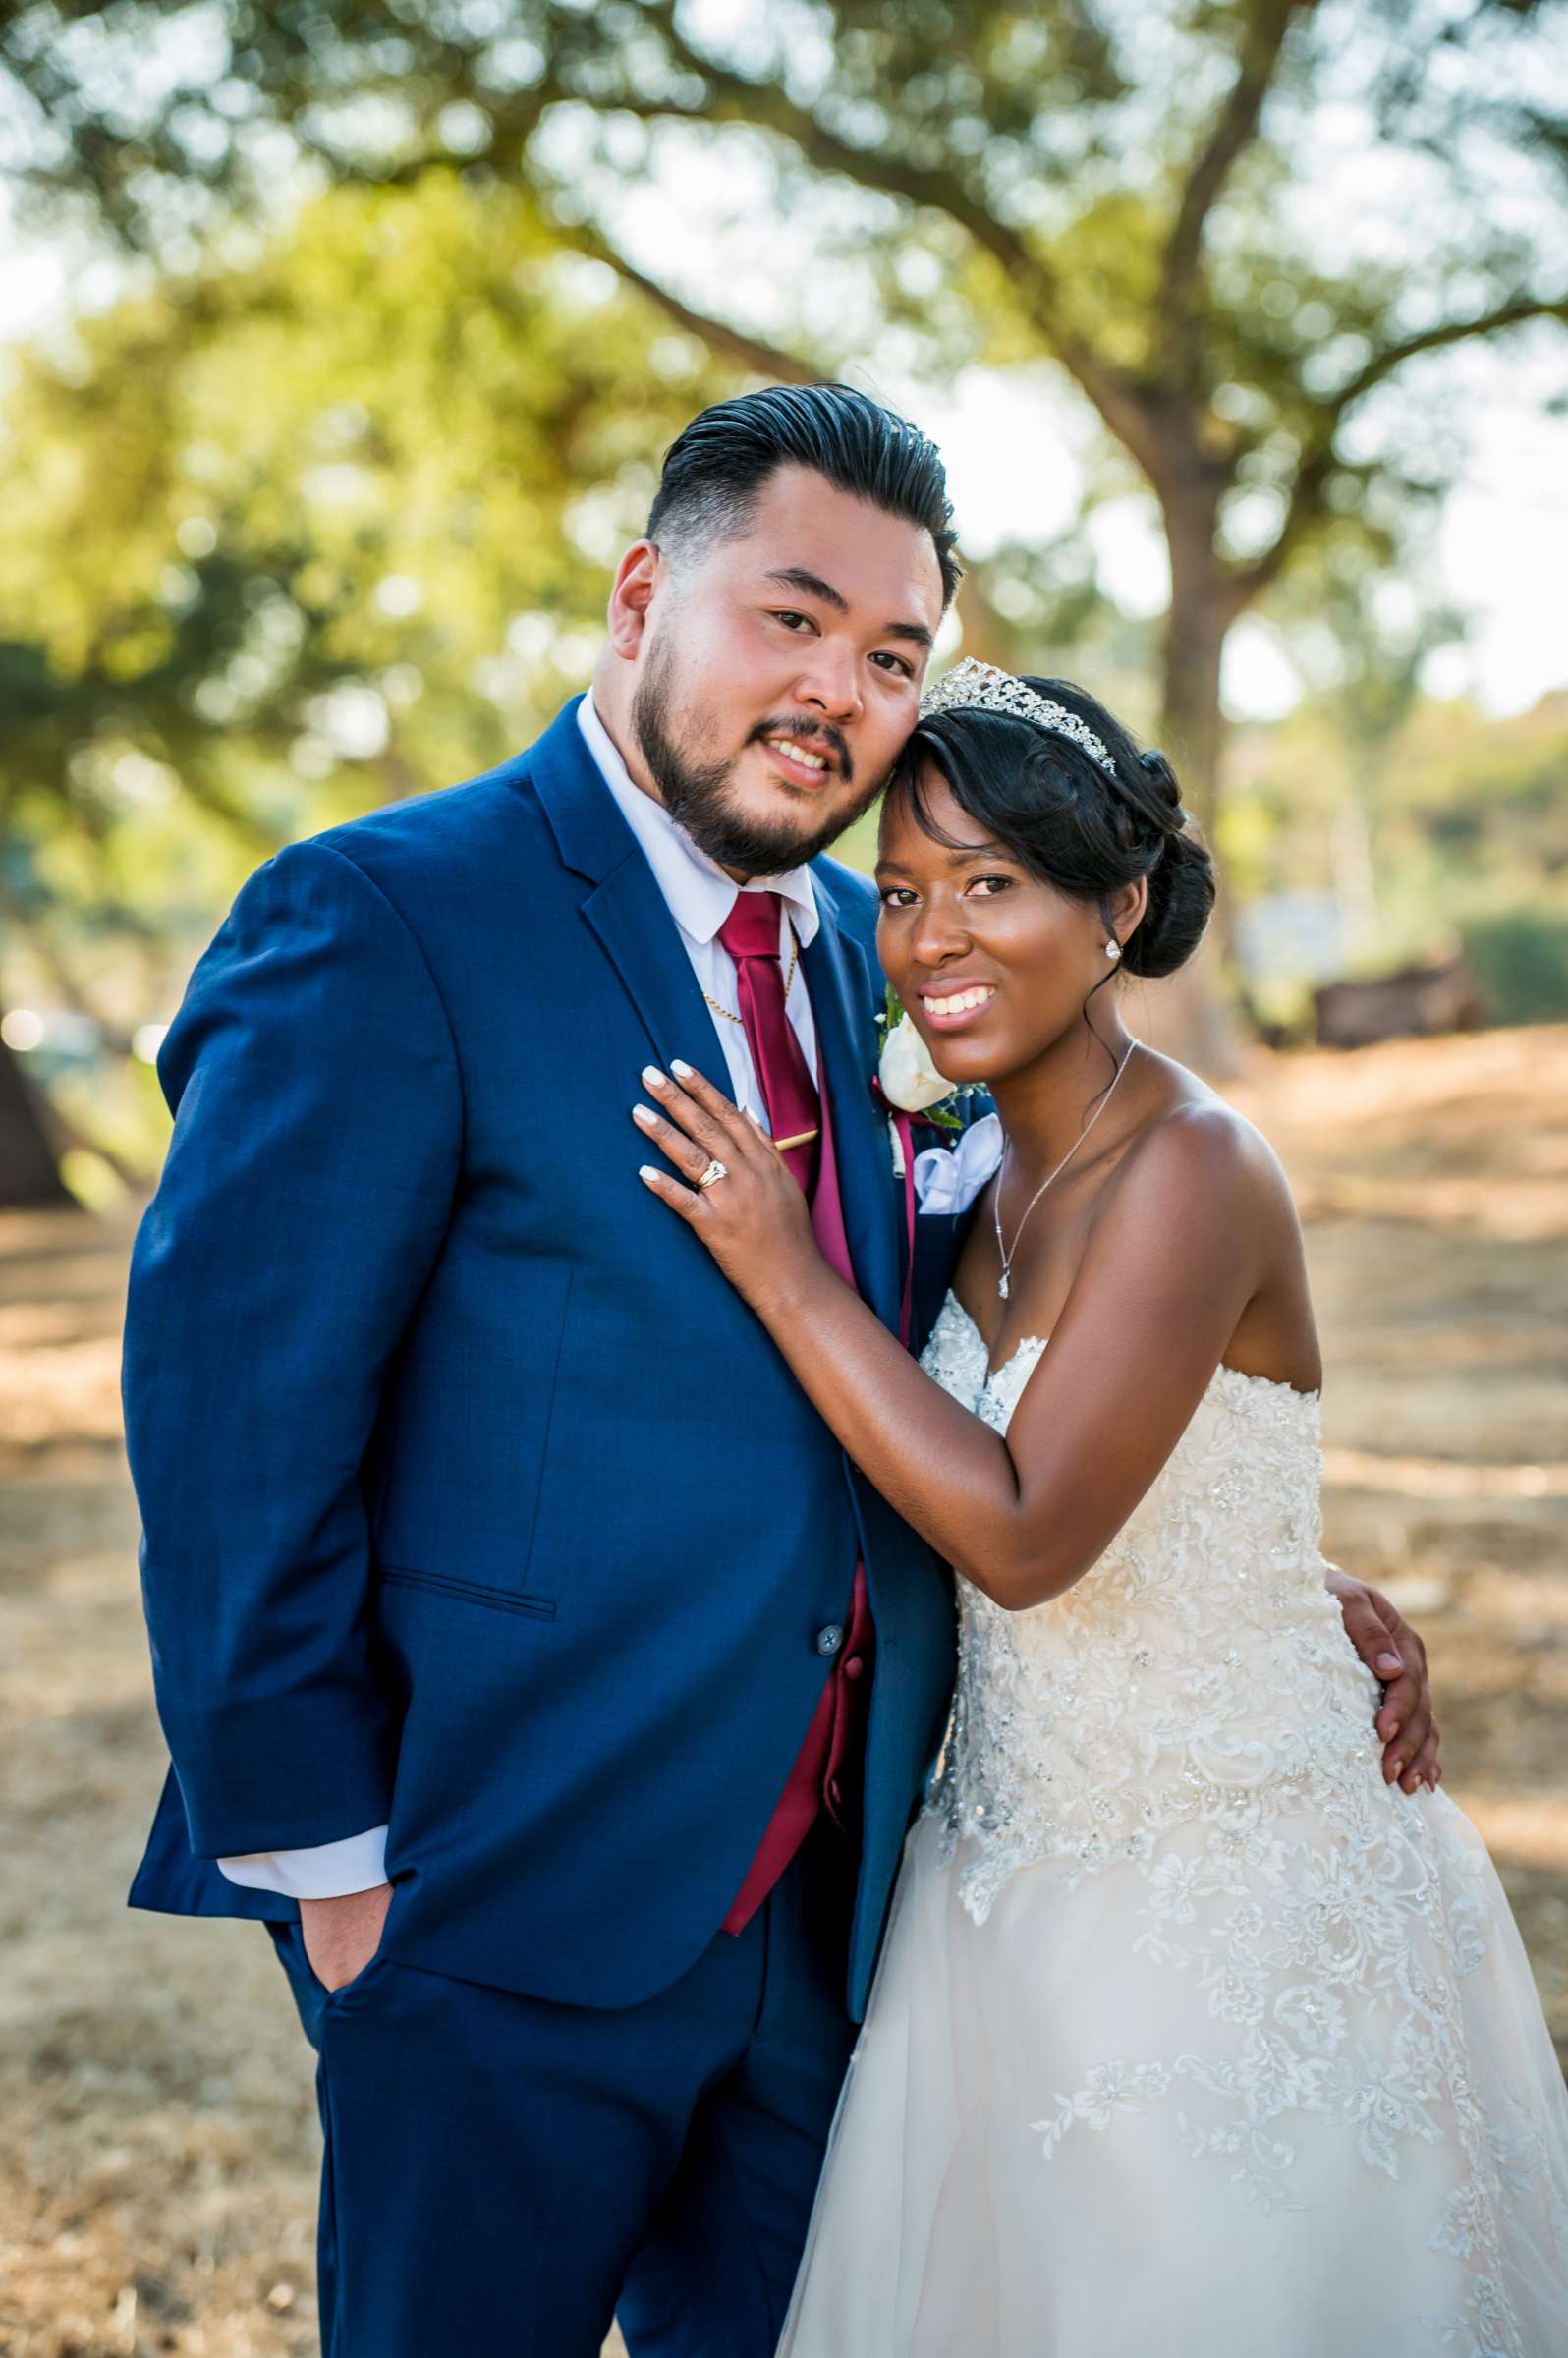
[300,1881,394,1993]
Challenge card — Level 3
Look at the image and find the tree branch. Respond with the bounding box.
[255,9,1161,467]
[544,212,823,385]
[608,8,1161,463]
[1158,0,1314,334]
[1235,290,1568,601]
[288,94,822,389]
[1319,291,1568,419]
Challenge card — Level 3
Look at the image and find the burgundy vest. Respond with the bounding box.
[719,1054,875,1933]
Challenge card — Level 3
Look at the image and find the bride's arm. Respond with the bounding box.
[634,1062,1269,1615]
[638,1061,1441,1791]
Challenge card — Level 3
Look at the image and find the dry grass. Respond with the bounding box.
[3,1024,1565,2354]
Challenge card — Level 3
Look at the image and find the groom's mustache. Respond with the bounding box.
[747,717,854,786]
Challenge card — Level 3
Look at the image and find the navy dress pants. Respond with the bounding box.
[269,1820,859,2358]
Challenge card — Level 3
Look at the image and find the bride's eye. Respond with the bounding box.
[967,873,1016,898]
[877,886,918,909]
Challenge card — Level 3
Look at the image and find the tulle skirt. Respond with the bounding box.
[779,1795,1568,2357]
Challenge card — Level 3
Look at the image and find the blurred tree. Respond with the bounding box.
[3,0,1564,846]
[1227,677,1568,999]
[1254,559,1470,960]
[0,171,735,1196]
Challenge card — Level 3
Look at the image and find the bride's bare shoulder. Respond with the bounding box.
[1114,1050,1297,1226]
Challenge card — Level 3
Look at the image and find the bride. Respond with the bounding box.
[631,660,1568,2355]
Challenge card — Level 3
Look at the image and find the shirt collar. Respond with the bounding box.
[577,692,820,950]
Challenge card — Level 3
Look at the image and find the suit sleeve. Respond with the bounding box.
[123,838,462,1858]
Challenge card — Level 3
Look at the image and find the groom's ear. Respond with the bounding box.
[607,539,662,659]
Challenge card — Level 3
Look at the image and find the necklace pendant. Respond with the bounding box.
[998,1270,1010,1301]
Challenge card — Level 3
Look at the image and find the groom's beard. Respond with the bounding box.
[632,639,880,874]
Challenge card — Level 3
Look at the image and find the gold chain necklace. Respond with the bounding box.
[703,917,801,1031]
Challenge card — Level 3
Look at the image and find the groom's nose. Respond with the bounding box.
[793,639,863,725]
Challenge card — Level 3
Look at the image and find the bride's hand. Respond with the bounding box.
[632,1060,821,1310]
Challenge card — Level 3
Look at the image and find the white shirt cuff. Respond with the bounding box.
[215,1825,389,1898]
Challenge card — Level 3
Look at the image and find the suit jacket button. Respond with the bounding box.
[815,1624,845,1657]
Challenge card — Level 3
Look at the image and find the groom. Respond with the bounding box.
[124,383,1436,2356]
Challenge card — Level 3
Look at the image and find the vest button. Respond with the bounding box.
[815,1623,845,1657]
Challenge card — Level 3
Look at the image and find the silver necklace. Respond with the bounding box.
[991,1042,1140,1301]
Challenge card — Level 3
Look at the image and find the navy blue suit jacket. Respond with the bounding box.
[125,700,966,2017]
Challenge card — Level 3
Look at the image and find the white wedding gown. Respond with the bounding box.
[779,1295,1568,2357]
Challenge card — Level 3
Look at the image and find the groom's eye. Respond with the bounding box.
[870,650,915,678]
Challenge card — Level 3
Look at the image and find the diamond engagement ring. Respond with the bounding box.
[697,1158,728,1189]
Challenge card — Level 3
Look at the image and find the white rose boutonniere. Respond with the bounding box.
[876,985,969,1125]
[873,990,988,1331]
[873,987,976,1166]
[879,1008,957,1115]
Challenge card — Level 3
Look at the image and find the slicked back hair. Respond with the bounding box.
[646,382,962,609]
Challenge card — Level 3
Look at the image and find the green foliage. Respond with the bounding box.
[1460,904,1568,1028]
[1223,684,1568,1022]
[1,0,1565,1141]
[0,171,735,1089]
[3,3,1562,788]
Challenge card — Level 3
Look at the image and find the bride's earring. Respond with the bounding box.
[1104,938,1122,961]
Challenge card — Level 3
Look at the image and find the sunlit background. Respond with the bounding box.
[1,7,1564,2353]
[1,1,1566,1199]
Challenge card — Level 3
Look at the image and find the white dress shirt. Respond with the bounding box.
[218,692,826,1897]
[576,691,820,1112]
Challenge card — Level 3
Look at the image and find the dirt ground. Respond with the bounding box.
[3,1024,1565,2357]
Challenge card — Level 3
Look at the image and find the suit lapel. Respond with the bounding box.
[530,698,728,1076]
[579,858,724,1079]
[803,885,902,1332]
[530,701,900,1321]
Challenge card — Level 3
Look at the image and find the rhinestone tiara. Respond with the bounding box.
[918,657,1118,779]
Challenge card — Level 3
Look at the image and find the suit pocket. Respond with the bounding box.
[373,1564,557,1619]
[369,1262,574,1604]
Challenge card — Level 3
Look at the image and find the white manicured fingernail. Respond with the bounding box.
[639,1165,659,1181]
[633,1105,656,1126]
[671,1059,695,1078]
[642,1066,666,1089]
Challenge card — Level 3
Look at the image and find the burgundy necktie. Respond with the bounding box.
[717,893,821,1194]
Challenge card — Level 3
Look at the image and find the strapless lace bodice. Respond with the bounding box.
[780,1298,1568,2358]
[920,1291,1380,1925]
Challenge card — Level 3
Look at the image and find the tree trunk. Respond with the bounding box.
[1156,511,1233,841]
[1140,505,1249,1075]
[0,1039,73,1206]
[954,575,1016,670]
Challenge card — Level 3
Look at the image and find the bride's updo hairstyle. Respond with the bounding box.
[887,674,1216,980]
